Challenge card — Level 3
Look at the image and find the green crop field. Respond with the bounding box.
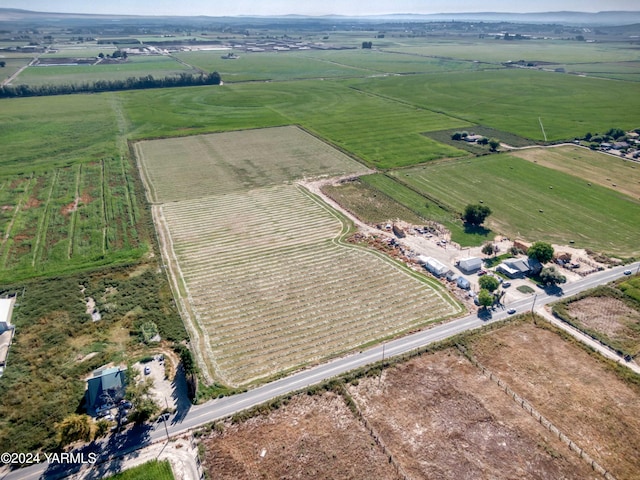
[175,50,369,81]
[0,94,120,174]
[14,56,194,86]
[0,158,144,283]
[390,155,640,256]
[511,145,640,200]
[123,80,470,168]
[0,93,148,282]
[349,69,640,141]
[141,128,461,385]
[385,40,640,65]
[42,46,116,58]
[176,48,499,82]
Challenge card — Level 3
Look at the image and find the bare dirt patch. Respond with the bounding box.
[24,197,40,209]
[201,392,401,480]
[61,196,80,216]
[567,296,640,339]
[349,350,595,479]
[470,320,640,480]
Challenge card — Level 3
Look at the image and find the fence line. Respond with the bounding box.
[457,345,617,480]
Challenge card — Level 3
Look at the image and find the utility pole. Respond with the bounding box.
[163,396,170,441]
[378,344,385,388]
[531,293,538,319]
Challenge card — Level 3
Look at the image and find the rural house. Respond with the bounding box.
[86,366,127,415]
[496,257,542,278]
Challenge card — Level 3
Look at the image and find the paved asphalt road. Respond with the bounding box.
[3,262,637,480]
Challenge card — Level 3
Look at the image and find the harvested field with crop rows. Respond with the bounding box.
[159,184,459,385]
[136,125,368,203]
[143,127,460,385]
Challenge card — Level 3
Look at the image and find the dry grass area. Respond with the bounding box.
[349,349,595,480]
[470,320,640,480]
[567,296,640,350]
[199,342,612,479]
[511,145,640,199]
[201,392,401,480]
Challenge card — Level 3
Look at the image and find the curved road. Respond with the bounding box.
[4,262,638,480]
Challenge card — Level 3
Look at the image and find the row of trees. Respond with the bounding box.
[0,71,222,98]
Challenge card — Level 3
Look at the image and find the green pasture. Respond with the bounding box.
[175,50,369,81]
[350,69,640,141]
[390,155,640,256]
[177,48,497,82]
[14,56,194,86]
[43,46,116,57]
[385,40,640,65]
[298,49,498,75]
[0,56,31,82]
[0,94,119,175]
[105,460,174,480]
[510,146,640,199]
[122,80,469,168]
[554,61,640,81]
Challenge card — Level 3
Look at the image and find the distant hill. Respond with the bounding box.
[1,8,640,26]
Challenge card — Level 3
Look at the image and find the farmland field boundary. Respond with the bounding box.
[299,185,462,311]
[152,203,217,384]
[458,344,618,480]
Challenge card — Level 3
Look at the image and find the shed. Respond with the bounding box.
[422,257,448,277]
[456,277,471,290]
[457,257,483,274]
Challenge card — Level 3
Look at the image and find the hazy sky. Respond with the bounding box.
[5,1,640,17]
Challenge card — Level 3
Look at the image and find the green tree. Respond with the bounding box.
[479,275,500,292]
[527,241,554,263]
[125,369,159,424]
[606,127,625,140]
[94,420,110,439]
[489,138,500,151]
[0,61,5,68]
[481,242,495,256]
[477,289,493,309]
[540,266,566,286]
[463,204,492,226]
[451,132,462,141]
[56,414,92,446]
[129,397,159,423]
